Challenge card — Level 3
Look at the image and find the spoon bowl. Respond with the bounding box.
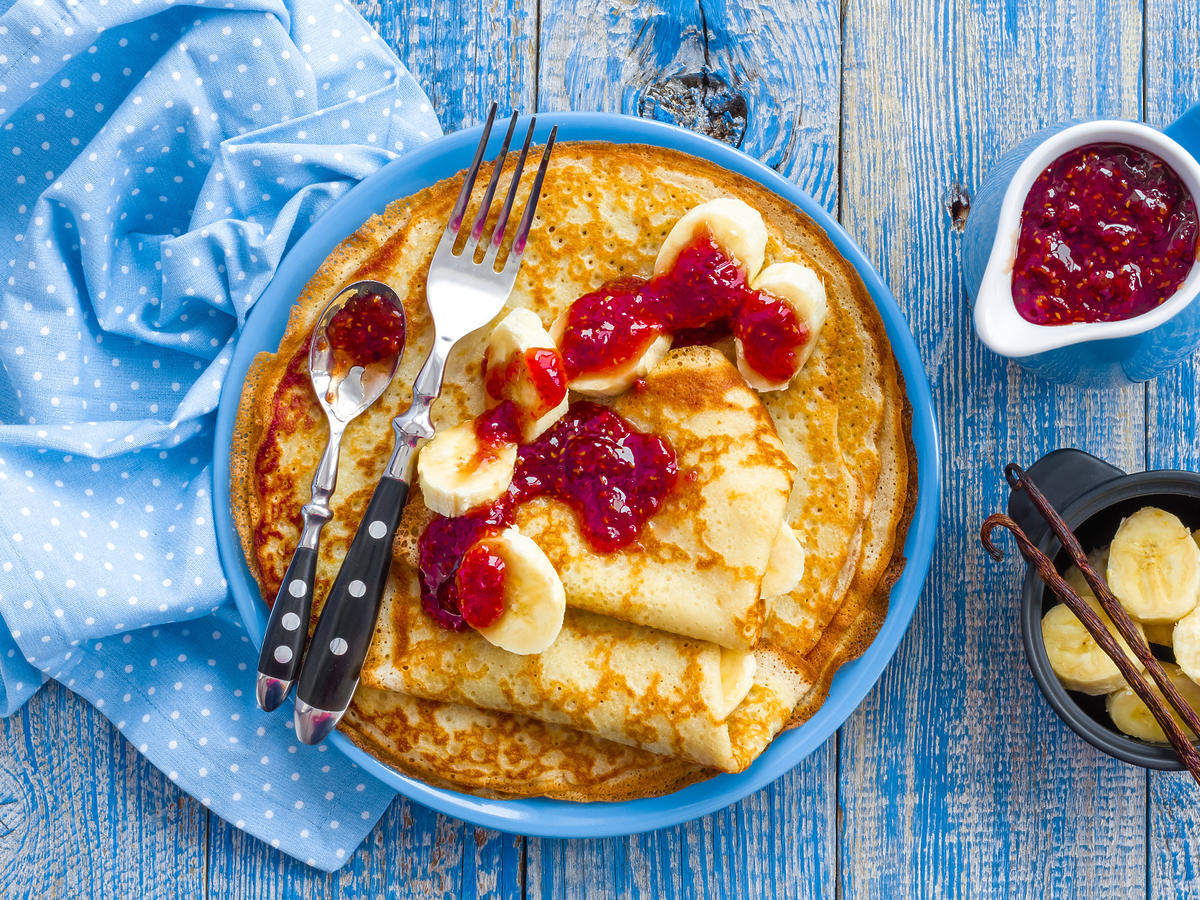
[310,279,407,422]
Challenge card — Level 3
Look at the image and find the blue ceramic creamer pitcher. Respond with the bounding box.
[965,110,1200,386]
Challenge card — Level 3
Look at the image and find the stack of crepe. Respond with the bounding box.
[231,142,916,800]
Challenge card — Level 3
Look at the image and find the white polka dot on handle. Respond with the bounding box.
[368,520,386,539]
[273,645,292,664]
[347,580,365,598]
[329,638,348,656]
[280,612,300,631]
[288,579,306,598]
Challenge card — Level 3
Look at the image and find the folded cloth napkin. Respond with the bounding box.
[0,0,440,871]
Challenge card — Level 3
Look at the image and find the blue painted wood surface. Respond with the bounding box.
[3,0,1200,896]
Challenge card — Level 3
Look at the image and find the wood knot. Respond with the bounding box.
[637,71,748,147]
[944,182,972,231]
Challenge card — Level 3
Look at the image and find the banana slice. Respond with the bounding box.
[1107,662,1200,742]
[483,309,569,441]
[760,522,806,598]
[417,419,516,518]
[472,528,566,655]
[1063,548,1110,597]
[1172,606,1200,683]
[1107,507,1200,623]
[654,197,768,280]
[715,649,757,719]
[548,308,671,397]
[736,262,829,392]
[1042,596,1145,695]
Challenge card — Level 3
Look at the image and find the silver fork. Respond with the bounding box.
[293,105,557,744]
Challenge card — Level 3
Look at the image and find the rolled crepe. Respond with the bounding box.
[502,347,795,651]
[360,598,805,772]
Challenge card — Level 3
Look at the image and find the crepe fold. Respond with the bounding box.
[361,604,804,772]
[514,347,796,652]
[361,349,800,771]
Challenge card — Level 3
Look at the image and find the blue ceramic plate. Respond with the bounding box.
[212,112,941,838]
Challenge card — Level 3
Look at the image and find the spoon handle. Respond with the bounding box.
[255,425,345,712]
[255,546,320,711]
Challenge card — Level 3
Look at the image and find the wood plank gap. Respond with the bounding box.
[834,729,843,900]
[836,0,846,223]
[1143,0,1149,123]
[520,828,528,900]
[204,809,212,900]
[532,0,541,113]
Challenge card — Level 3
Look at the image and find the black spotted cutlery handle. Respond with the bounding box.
[255,546,319,711]
[293,474,409,743]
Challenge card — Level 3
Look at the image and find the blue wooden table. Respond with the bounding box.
[4,0,1200,895]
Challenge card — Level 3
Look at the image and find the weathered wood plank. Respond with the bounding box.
[358,0,537,121]
[529,1,842,897]
[206,796,468,899]
[837,0,1148,897]
[536,0,842,211]
[1144,4,1200,895]
[0,683,206,899]
[525,748,836,899]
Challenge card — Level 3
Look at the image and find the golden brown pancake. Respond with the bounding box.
[230,141,916,800]
[360,347,803,772]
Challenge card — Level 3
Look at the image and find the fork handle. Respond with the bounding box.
[293,336,449,743]
[293,473,409,743]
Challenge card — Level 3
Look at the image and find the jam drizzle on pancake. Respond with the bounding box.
[419,402,678,631]
[558,233,809,383]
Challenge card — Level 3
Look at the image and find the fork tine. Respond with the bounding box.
[505,125,557,267]
[482,117,537,266]
[442,102,498,243]
[463,111,519,257]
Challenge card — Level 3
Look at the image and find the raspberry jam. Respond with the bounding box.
[556,233,807,383]
[325,291,406,364]
[734,292,809,383]
[1012,143,1199,325]
[484,346,568,415]
[418,403,678,629]
[511,401,678,552]
[558,281,664,379]
[454,542,507,628]
[524,348,568,410]
[648,234,747,330]
[418,499,513,632]
[474,400,521,450]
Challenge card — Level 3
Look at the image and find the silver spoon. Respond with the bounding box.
[256,279,406,712]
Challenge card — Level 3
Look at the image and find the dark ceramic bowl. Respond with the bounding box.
[1010,448,1200,770]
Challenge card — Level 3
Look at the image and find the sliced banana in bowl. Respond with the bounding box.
[1014,455,1200,770]
[1106,663,1200,743]
[1041,594,1146,695]
[1107,506,1200,623]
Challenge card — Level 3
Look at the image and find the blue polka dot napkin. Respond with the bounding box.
[0,0,440,871]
